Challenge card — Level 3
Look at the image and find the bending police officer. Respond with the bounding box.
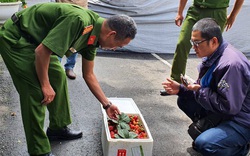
[0,3,137,156]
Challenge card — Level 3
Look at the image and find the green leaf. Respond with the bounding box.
[117,124,122,130]
[115,134,121,139]
[118,129,130,138]
[119,122,130,130]
[119,113,130,123]
[129,132,138,139]
[123,129,130,138]
[118,128,125,138]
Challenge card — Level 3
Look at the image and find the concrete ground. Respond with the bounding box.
[1,52,250,156]
[0,52,201,156]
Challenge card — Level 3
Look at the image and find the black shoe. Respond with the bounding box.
[30,152,55,156]
[46,126,82,141]
[160,90,170,96]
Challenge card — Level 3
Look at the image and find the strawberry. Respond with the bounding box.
[109,125,114,131]
[110,131,115,138]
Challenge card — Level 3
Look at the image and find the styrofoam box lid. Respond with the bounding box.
[107,97,141,114]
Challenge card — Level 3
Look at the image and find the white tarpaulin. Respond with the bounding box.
[88,0,250,54]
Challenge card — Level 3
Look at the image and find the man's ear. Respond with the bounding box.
[211,37,218,45]
[107,31,117,37]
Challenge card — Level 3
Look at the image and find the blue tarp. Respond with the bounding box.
[25,0,250,54]
[88,0,250,54]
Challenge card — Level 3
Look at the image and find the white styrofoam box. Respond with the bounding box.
[101,98,153,156]
[108,98,141,114]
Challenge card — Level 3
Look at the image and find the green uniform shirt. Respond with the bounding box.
[193,0,230,9]
[8,3,104,60]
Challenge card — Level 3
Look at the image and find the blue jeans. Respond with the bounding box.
[177,96,250,156]
[58,53,78,70]
[195,121,250,156]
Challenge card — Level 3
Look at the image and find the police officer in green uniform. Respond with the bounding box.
[160,0,244,96]
[0,3,137,156]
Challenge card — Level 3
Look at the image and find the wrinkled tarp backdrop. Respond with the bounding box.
[88,0,250,54]
[27,0,250,54]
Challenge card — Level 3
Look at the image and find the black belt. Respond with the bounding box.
[11,13,37,45]
[194,4,208,9]
[11,13,19,24]
[194,4,227,9]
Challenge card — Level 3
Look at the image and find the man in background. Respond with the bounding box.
[160,0,244,96]
[56,0,88,79]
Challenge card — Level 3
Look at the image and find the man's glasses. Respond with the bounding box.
[190,39,209,47]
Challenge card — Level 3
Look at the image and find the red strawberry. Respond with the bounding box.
[109,125,114,131]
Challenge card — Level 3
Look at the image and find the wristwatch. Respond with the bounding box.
[103,101,112,110]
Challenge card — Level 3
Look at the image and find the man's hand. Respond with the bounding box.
[162,78,181,95]
[175,15,183,27]
[186,84,201,91]
[41,85,56,105]
[225,15,235,31]
[106,104,120,120]
[175,0,188,27]
[180,75,201,91]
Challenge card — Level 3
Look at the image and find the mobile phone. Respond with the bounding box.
[180,74,189,87]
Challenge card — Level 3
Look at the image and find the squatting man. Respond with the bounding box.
[162,18,250,156]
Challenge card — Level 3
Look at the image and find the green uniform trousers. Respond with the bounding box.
[0,20,72,155]
[170,6,227,82]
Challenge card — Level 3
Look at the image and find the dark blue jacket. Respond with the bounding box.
[179,41,250,128]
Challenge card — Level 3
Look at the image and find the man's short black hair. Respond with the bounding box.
[192,18,223,44]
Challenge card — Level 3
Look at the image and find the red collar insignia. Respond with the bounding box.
[88,35,96,45]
